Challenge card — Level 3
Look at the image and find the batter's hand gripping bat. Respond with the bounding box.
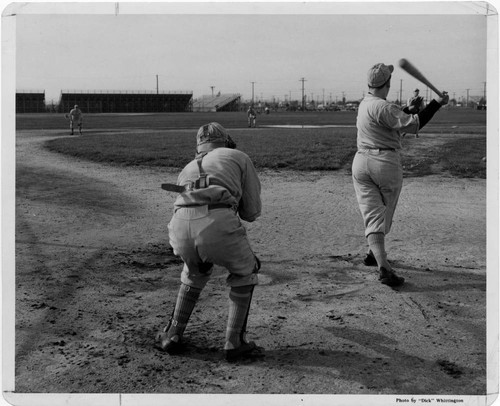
[398,58,444,98]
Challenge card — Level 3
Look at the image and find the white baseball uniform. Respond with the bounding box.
[352,93,420,237]
[69,107,83,133]
[168,147,261,289]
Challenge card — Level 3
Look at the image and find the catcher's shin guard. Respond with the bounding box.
[225,284,254,350]
[165,283,202,339]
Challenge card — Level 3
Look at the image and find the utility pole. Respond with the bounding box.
[466,89,470,108]
[250,82,255,104]
[156,75,159,94]
[483,82,486,100]
[322,88,325,105]
[300,77,306,111]
[210,86,215,97]
[399,79,403,106]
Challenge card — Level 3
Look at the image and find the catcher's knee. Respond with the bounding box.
[254,255,261,273]
[199,262,214,274]
[226,256,260,287]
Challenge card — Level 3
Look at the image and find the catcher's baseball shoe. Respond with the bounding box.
[379,267,405,287]
[154,331,185,355]
[224,341,264,362]
[363,251,378,266]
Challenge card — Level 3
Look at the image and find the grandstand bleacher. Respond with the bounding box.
[16,90,243,114]
[192,94,241,112]
[58,91,193,113]
[16,91,46,113]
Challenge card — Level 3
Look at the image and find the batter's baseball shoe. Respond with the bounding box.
[363,251,378,266]
[224,341,264,362]
[154,331,185,355]
[379,267,405,287]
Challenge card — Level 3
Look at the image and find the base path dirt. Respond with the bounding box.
[11,130,487,400]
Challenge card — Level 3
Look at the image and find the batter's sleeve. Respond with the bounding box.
[380,104,419,134]
[417,100,441,129]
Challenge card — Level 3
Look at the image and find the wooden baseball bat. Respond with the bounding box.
[398,58,443,98]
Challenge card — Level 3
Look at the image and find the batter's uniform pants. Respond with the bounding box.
[168,206,259,289]
[352,149,403,237]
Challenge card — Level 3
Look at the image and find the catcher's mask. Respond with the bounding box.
[196,122,236,153]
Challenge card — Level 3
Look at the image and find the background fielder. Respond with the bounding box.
[404,88,425,114]
[68,104,83,135]
[247,105,257,128]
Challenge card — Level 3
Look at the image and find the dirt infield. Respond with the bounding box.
[12,129,487,400]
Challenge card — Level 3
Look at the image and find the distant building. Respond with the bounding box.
[192,94,241,112]
[16,91,46,113]
[58,90,193,113]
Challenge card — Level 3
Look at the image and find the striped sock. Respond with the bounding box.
[367,233,391,270]
[166,283,202,340]
[225,285,254,350]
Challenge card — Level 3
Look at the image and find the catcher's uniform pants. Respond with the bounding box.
[352,149,403,237]
[168,206,259,289]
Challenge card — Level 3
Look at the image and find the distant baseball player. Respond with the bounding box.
[352,63,449,287]
[247,105,257,128]
[404,88,425,114]
[156,122,263,362]
[68,105,83,135]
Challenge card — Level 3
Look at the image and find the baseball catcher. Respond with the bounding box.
[352,63,448,287]
[156,122,263,362]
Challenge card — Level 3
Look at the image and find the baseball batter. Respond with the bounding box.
[69,105,83,135]
[353,63,449,287]
[156,122,263,362]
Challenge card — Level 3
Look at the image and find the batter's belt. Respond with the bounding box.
[359,148,398,152]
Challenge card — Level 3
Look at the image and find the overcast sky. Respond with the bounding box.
[9,2,492,104]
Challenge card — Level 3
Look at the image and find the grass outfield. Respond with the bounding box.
[17,110,487,178]
[16,108,486,130]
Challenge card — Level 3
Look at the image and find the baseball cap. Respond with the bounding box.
[367,63,394,88]
[196,122,235,152]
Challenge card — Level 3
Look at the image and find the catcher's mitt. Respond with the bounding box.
[64,113,69,119]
